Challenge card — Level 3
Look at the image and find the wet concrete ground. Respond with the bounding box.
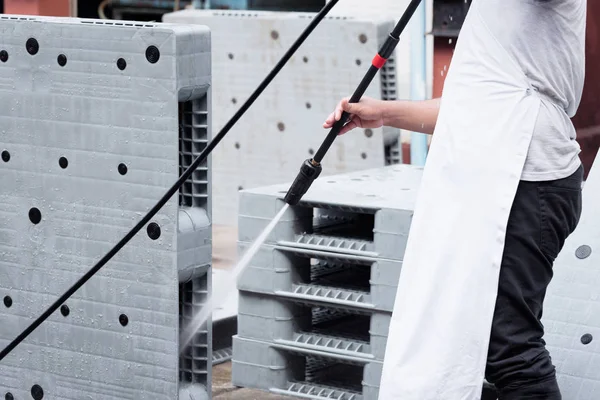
[212,362,295,399]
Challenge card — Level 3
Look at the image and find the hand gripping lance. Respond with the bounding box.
[283,0,424,206]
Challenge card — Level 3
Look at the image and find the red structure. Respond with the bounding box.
[4,0,72,17]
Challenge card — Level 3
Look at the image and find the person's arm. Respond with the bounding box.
[382,98,440,135]
[324,97,441,135]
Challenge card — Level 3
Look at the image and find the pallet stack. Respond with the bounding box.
[232,164,423,399]
[0,16,213,400]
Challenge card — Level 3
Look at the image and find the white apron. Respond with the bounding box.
[378,2,543,399]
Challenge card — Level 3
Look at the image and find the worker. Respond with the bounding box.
[324,0,586,399]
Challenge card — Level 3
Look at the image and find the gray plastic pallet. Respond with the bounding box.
[237,291,391,362]
[542,155,600,400]
[237,242,402,313]
[163,9,404,226]
[232,335,382,400]
[238,165,423,261]
[0,15,212,400]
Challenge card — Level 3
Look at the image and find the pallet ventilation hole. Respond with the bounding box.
[581,333,593,345]
[117,58,127,70]
[145,45,160,64]
[58,157,68,169]
[57,54,67,67]
[118,163,128,175]
[60,305,70,317]
[147,222,161,240]
[30,384,44,400]
[28,208,42,224]
[26,38,39,55]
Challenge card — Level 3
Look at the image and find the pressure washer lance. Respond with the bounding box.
[284,0,423,206]
[0,0,340,362]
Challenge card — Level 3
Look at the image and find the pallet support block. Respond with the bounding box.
[0,15,213,400]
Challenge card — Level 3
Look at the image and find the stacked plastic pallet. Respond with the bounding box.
[232,164,423,399]
[0,16,213,400]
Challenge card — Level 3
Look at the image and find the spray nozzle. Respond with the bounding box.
[283,158,322,206]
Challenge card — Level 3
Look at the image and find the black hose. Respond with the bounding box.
[0,0,340,362]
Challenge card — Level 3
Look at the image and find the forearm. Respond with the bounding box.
[382,98,441,135]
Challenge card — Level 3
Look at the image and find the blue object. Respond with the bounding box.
[409,0,429,166]
[205,0,249,9]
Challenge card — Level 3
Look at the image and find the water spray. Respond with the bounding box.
[284,0,424,206]
[0,0,340,362]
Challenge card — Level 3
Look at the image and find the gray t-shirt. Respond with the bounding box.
[477,0,586,181]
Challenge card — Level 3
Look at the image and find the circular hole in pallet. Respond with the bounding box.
[147,222,161,240]
[270,30,279,40]
[1,150,10,162]
[358,34,368,44]
[575,245,592,259]
[119,314,129,327]
[228,53,234,60]
[118,163,128,176]
[277,122,285,132]
[364,129,373,138]
[305,102,311,109]
[356,59,362,66]
[57,54,67,67]
[238,186,243,191]
[60,304,70,317]
[234,142,240,149]
[0,50,8,63]
[145,45,160,64]
[231,98,237,104]
[58,157,68,169]
[581,333,593,345]
[3,296,12,308]
[361,152,368,160]
[31,384,44,400]
[26,38,39,55]
[308,148,314,155]
[117,58,127,71]
[29,208,42,225]
[5,393,14,400]
[302,56,309,63]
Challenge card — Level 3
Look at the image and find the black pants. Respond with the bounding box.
[485,165,584,400]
